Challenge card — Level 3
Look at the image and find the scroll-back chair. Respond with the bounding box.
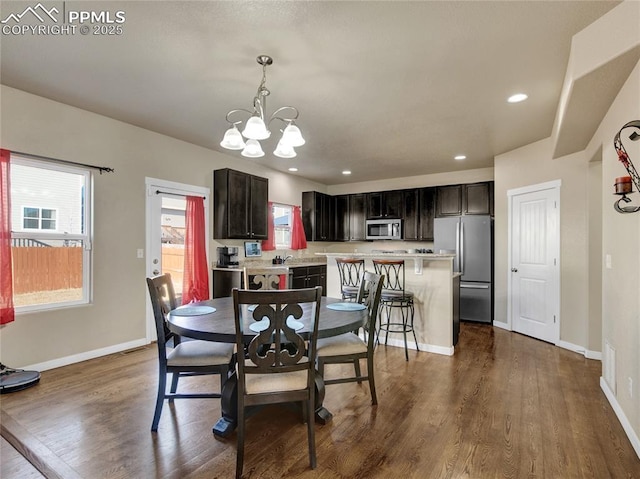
[146,273,234,432]
[372,259,419,361]
[243,266,290,290]
[316,271,384,405]
[232,287,322,479]
[335,258,365,301]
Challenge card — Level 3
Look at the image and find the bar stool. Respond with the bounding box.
[335,258,365,301]
[372,259,419,361]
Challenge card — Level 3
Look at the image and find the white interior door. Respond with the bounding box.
[508,181,560,344]
[144,178,209,342]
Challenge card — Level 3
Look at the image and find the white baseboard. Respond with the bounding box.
[378,335,454,356]
[600,377,640,459]
[556,340,602,361]
[492,321,510,331]
[23,338,149,372]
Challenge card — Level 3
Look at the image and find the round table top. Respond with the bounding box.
[167,296,367,343]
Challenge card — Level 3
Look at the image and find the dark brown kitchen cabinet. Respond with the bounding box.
[436,182,494,217]
[213,168,268,239]
[325,193,367,242]
[335,195,350,242]
[403,187,435,241]
[463,182,493,215]
[302,191,334,242]
[418,187,436,240]
[290,265,327,295]
[348,193,367,241]
[436,185,463,217]
[403,189,419,240]
[367,190,403,218]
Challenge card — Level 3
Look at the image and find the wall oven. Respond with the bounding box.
[365,219,402,240]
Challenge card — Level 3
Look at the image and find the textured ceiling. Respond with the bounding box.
[0,1,620,185]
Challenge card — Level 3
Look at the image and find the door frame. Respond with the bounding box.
[144,177,210,342]
[507,179,561,343]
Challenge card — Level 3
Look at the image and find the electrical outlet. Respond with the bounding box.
[628,377,633,398]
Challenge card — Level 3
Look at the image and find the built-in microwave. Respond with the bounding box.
[365,219,402,240]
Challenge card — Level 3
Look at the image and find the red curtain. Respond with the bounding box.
[290,205,307,250]
[0,149,14,324]
[182,196,209,304]
[262,201,276,251]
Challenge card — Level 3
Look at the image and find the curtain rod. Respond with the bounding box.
[10,150,114,174]
[155,189,206,200]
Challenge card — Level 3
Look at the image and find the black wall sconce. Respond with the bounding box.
[613,120,640,214]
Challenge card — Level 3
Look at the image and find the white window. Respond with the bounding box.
[23,207,57,231]
[273,204,293,249]
[10,156,92,311]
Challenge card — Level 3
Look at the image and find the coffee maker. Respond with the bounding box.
[216,246,239,268]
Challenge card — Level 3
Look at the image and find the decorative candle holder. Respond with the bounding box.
[613,121,640,214]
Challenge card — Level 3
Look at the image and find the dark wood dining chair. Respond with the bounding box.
[315,271,384,405]
[232,286,322,479]
[146,273,234,432]
[243,266,290,290]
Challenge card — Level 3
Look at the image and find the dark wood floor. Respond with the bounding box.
[2,322,639,479]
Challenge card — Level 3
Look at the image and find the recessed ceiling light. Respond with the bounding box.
[454,155,466,160]
[342,170,351,175]
[288,167,298,172]
[507,93,528,103]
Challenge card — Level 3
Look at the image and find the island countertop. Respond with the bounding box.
[321,252,458,355]
[317,252,455,275]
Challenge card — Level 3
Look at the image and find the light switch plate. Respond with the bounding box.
[137,249,144,259]
[605,254,612,269]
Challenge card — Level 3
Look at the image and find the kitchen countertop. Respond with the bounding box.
[212,262,327,272]
[317,252,455,259]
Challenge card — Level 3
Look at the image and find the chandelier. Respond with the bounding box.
[220,55,305,159]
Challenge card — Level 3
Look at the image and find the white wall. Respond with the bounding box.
[494,139,592,351]
[588,61,640,449]
[0,85,325,368]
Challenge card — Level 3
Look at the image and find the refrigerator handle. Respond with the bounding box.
[459,220,464,275]
[455,220,461,274]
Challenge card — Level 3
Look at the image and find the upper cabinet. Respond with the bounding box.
[436,182,493,217]
[464,181,494,215]
[348,193,367,241]
[335,195,350,242]
[302,191,334,242]
[436,185,463,216]
[213,168,268,239]
[367,190,403,218]
[403,187,435,241]
[335,193,366,242]
[301,181,492,243]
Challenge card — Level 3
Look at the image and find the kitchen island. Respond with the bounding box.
[320,252,458,355]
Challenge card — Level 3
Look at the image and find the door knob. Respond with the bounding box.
[511,268,518,272]
[153,269,160,275]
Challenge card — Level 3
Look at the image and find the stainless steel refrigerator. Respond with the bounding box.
[434,215,493,323]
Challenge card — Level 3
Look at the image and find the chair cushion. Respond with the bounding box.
[167,340,234,367]
[381,289,413,301]
[316,332,367,357]
[342,285,359,295]
[240,359,310,395]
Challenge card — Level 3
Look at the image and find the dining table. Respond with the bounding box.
[167,295,368,438]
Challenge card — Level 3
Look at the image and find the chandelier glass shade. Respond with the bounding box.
[220,55,305,159]
[241,139,265,158]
